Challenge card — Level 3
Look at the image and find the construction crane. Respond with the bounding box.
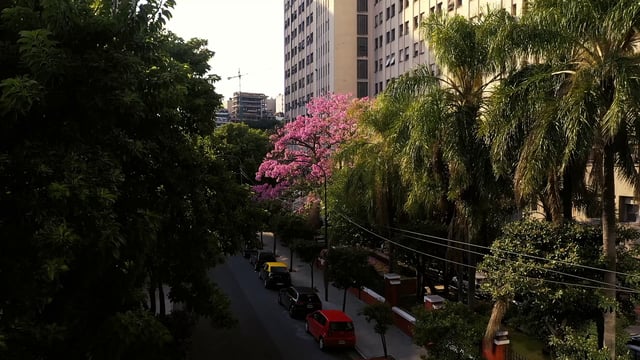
[228,69,248,119]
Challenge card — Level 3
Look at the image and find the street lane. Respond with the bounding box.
[189,255,355,360]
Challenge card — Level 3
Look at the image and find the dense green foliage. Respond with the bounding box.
[478,220,640,355]
[413,302,486,360]
[0,0,256,358]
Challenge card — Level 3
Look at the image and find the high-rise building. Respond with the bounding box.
[283,0,527,119]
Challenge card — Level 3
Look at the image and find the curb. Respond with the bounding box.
[354,344,367,359]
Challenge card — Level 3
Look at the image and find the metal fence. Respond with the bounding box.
[507,346,529,360]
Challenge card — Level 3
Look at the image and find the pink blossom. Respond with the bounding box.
[254,93,371,203]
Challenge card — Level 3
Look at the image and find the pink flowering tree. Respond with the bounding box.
[255,93,369,203]
[255,93,370,301]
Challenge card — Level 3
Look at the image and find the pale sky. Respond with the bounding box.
[167,1,284,102]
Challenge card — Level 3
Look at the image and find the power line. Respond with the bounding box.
[399,232,640,292]
[338,213,640,294]
[390,226,640,280]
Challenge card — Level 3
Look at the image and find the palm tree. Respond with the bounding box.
[334,93,407,272]
[386,11,516,308]
[487,0,640,356]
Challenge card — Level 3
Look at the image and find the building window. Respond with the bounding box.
[357,81,368,98]
[375,37,379,49]
[386,7,390,20]
[357,37,368,57]
[414,15,419,29]
[379,58,383,71]
[399,49,403,62]
[399,24,403,36]
[357,15,368,35]
[357,60,368,79]
[511,4,517,15]
[413,42,419,57]
[404,21,409,35]
[404,46,409,61]
[374,60,378,73]
[386,31,390,44]
[374,14,378,27]
[391,28,395,42]
[390,4,395,17]
[620,196,639,222]
[357,0,368,12]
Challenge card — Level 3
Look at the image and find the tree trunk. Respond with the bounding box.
[417,255,425,302]
[273,233,277,255]
[561,166,573,221]
[601,146,617,359]
[289,246,294,272]
[158,281,166,317]
[467,251,476,307]
[342,287,348,312]
[148,284,156,314]
[484,299,508,349]
[381,333,388,358]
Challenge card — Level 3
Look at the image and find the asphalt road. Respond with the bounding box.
[189,255,357,360]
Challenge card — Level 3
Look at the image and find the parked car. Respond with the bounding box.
[251,250,276,271]
[259,261,291,289]
[278,286,322,317]
[305,310,356,350]
[244,247,259,259]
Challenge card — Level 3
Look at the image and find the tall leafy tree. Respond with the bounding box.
[334,94,409,272]
[0,0,246,358]
[485,1,640,355]
[385,11,515,307]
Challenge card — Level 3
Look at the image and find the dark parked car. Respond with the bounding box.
[244,247,259,259]
[251,250,276,271]
[278,286,322,317]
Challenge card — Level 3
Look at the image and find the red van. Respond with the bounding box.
[305,310,356,350]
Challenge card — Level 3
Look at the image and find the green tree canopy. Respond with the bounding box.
[0,1,250,358]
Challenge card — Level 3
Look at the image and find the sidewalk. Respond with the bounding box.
[263,232,427,360]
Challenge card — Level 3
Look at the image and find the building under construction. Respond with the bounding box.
[229,92,272,121]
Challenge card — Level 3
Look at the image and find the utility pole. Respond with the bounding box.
[228,69,248,120]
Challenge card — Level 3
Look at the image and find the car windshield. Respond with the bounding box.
[330,322,354,331]
[271,267,288,273]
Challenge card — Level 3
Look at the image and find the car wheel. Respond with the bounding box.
[288,305,295,318]
[319,337,325,351]
[305,321,310,334]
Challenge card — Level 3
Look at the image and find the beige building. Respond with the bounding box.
[284,0,527,119]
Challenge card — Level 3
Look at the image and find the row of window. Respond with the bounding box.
[285,92,314,112]
[374,41,425,72]
[286,31,313,48]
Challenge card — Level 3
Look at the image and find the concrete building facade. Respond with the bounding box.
[283,0,527,120]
